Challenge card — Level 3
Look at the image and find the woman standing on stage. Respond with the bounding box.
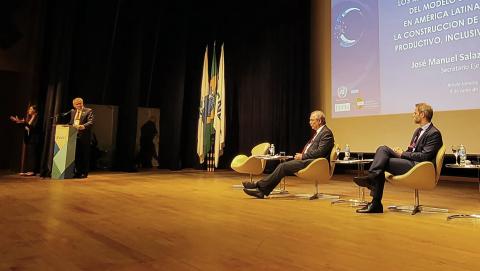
[10,105,42,176]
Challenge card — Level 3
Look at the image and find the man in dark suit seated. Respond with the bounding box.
[353,103,443,213]
[243,110,335,199]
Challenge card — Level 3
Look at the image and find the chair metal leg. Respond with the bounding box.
[331,186,368,207]
[415,189,419,206]
[309,193,319,200]
[285,192,339,200]
[412,190,420,215]
[447,214,480,220]
[411,205,421,215]
[388,189,448,215]
[306,180,340,200]
[305,193,340,200]
[311,181,319,200]
[276,180,340,200]
[306,181,336,200]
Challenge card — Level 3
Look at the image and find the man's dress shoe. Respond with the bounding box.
[356,202,383,213]
[242,181,257,189]
[243,188,265,199]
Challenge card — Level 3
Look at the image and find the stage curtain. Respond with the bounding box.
[16,0,312,172]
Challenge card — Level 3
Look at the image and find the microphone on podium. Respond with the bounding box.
[59,111,71,117]
[50,110,71,119]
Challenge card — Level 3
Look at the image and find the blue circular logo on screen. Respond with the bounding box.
[334,7,365,48]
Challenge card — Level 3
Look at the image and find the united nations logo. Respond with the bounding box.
[337,86,348,98]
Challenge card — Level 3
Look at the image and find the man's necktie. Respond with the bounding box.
[74,110,82,126]
[75,110,81,121]
[409,127,422,150]
[302,132,317,154]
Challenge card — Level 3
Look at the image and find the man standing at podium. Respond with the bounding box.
[69,97,94,178]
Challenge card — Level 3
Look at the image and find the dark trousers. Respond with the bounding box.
[369,146,415,202]
[24,142,40,173]
[257,159,313,195]
[75,138,91,177]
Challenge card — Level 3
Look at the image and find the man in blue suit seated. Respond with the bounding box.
[243,110,335,199]
[353,103,443,213]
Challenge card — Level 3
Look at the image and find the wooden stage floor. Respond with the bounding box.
[1,170,480,270]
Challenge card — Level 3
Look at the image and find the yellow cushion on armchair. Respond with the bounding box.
[231,142,270,176]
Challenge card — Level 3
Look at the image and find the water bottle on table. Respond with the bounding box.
[344,144,350,160]
[458,144,466,166]
[270,144,275,156]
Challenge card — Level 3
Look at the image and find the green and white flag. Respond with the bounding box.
[203,44,218,158]
[197,46,209,163]
[213,44,226,167]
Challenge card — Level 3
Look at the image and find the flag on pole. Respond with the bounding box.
[197,46,209,164]
[203,43,218,158]
[213,44,225,167]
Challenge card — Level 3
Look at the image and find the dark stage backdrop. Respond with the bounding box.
[0,0,44,171]
[1,0,312,172]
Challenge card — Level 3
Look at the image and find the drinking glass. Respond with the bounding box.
[335,145,341,160]
[451,145,459,165]
[358,152,364,160]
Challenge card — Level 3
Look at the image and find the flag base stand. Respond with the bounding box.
[206,149,215,172]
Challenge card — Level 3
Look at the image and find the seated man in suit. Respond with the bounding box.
[243,110,334,199]
[353,103,443,213]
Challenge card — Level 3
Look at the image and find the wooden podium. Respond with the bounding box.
[52,125,77,179]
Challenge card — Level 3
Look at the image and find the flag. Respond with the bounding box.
[213,44,225,167]
[203,43,218,158]
[197,46,209,164]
